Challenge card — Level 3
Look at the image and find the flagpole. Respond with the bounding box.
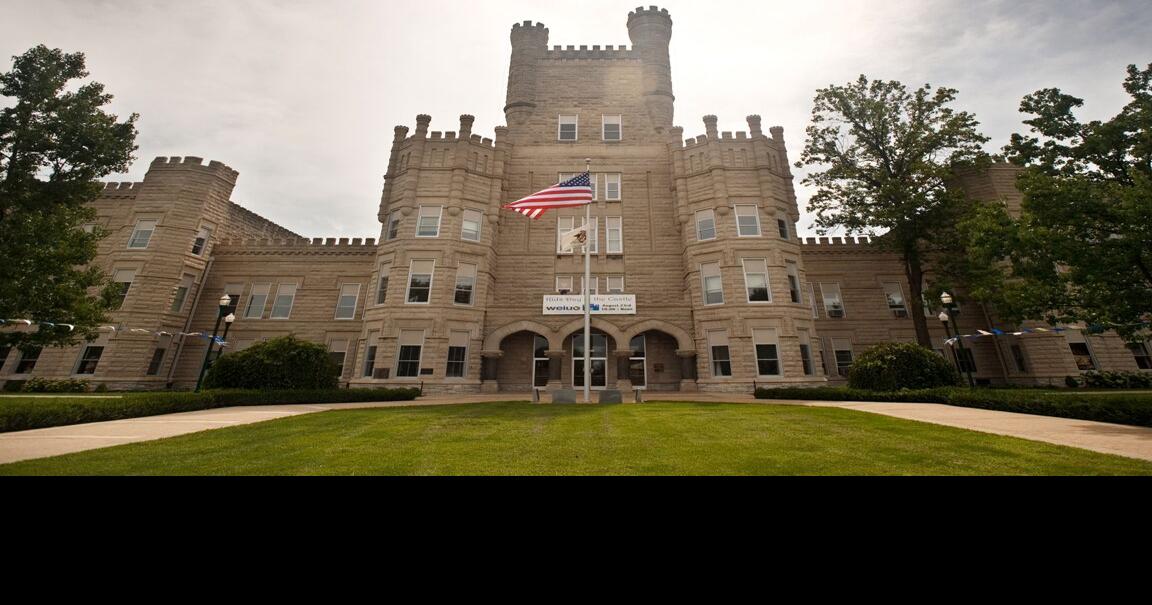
[583,158,592,404]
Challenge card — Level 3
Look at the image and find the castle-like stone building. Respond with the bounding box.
[2,6,1148,392]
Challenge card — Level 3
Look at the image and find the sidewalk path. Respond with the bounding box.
[2,392,1150,465]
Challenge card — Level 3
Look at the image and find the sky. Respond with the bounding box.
[2,0,1149,239]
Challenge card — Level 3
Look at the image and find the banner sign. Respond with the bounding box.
[542,294,636,315]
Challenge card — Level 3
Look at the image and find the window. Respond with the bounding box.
[557,216,597,254]
[882,282,909,318]
[128,219,157,249]
[328,339,348,378]
[417,206,442,237]
[111,269,135,310]
[809,284,818,318]
[798,329,814,375]
[821,283,844,318]
[245,283,270,319]
[786,262,801,304]
[191,225,212,256]
[734,205,761,236]
[15,347,41,374]
[406,260,434,303]
[602,115,621,141]
[363,344,378,378]
[777,218,789,240]
[580,275,598,295]
[396,330,425,377]
[1010,344,1028,373]
[223,283,243,315]
[75,346,104,375]
[604,174,621,200]
[753,329,781,377]
[708,330,732,377]
[446,331,469,378]
[376,263,391,304]
[831,337,853,377]
[742,259,771,303]
[0,346,10,370]
[335,283,361,319]
[385,211,401,240]
[572,332,608,388]
[146,348,167,376]
[533,335,550,388]
[1066,332,1096,371]
[270,283,297,319]
[558,115,578,141]
[554,276,573,294]
[1129,342,1152,370]
[170,274,195,313]
[695,209,716,241]
[701,262,724,305]
[956,347,977,373]
[454,263,476,305]
[606,275,624,293]
[461,209,483,242]
[606,217,623,254]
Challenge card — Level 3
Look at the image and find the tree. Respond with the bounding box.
[960,63,1152,342]
[203,336,339,390]
[0,45,138,350]
[797,75,989,347]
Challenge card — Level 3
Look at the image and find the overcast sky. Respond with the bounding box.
[3,0,1148,238]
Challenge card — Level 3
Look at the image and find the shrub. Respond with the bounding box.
[1081,371,1152,389]
[2,380,25,392]
[203,335,338,390]
[1065,376,1082,388]
[94,383,109,393]
[20,377,90,393]
[846,342,959,391]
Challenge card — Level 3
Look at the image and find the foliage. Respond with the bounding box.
[846,342,959,390]
[0,45,138,350]
[1071,371,1152,389]
[0,387,421,433]
[960,63,1152,342]
[797,75,990,346]
[20,377,89,392]
[202,335,339,390]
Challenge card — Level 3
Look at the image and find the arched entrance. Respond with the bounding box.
[621,329,685,391]
[494,330,553,392]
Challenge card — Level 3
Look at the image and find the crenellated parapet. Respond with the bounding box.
[148,155,239,184]
[214,236,379,256]
[545,44,637,59]
[98,182,145,199]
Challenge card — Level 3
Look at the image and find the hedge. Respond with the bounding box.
[754,386,1152,428]
[203,335,338,390]
[847,342,958,391]
[0,387,421,433]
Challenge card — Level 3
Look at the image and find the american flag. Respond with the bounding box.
[502,172,593,219]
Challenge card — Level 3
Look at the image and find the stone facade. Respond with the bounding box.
[2,6,1147,392]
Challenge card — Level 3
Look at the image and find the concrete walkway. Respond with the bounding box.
[1,392,1151,465]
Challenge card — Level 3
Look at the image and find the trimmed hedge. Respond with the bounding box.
[1067,371,1152,389]
[754,386,1152,428]
[847,342,959,391]
[0,387,421,433]
[203,335,338,390]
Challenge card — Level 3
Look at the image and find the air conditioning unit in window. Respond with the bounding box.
[373,368,390,379]
[828,307,844,318]
[893,308,909,318]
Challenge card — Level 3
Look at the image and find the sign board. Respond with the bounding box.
[543,294,636,315]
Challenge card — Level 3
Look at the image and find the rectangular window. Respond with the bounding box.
[363,346,378,378]
[831,337,853,377]
[702,262,724,305]
[75,345,104,375]
[821,283,845,318]
[606,217,623,254]
[606,275,625,293]
[883,282,909,318]
[385,211,401,240]
[753,329,781,377]
[334,283,361,319]
[170,273,195,313]
[0,346,11,370]
[580,275,598,295]
[245,283,270,319]
[191,225,212,256]
[128,219,157,249]
[786,262,801,304]
[416,206,442,237]
[111,269,135,310]
[957,347,977,373]
[798,329,814,375]
[734,205,761,237]
[461,209,483,242]
[376,263,391,305]
[1129,342,1152,370]
[223,283,243,315]
[328,339,347,378]
[556,276,574,293]
[446,331,469,378]
[696,209,716,241]
[708,330,732,377]
[809,284,818,318]
[777,218,789,239]
[742,259,771,303]
[396,330,425,377]
[1066,332,1096,371]
[558,115,578,141]
[406,260,435,304]
[604,174,621,201]
[454,263,476,305]
[557,216,597,254]
[602,115,621,141]
[146,347,167,376]
[1010,344,1028,373]
[270,283,297,319]
[15,347,41,374]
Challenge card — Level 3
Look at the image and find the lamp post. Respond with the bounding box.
[195,294,231,392]
[941,292,975,387]
[939,310,963,378]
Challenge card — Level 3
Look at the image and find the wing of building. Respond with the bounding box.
[3,6,1148,391]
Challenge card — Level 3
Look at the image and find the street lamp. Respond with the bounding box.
[195,294,232,392]
[938,311,963,378]
[940,292,975,387]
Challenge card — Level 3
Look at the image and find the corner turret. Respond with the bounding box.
[627,6,674,130]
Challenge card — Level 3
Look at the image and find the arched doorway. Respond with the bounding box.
[495,330,552,392]
[622,329,686,391]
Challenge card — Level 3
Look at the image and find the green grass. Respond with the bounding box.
[2,402,1150,475]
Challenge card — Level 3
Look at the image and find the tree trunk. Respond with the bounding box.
[904,249,933,348]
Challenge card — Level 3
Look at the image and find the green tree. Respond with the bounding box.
[0,45,138,350]
[961,63,1152,341]
[797,75,989,347]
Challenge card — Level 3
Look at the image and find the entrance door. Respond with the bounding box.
[573,333,607,389]
[532,335,549,388]
[629,335,647,389]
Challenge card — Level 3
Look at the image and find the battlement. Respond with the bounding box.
[216,236,379,251]
[395,114,498,148]
[628,6,672,23]
[545,45,636,59]
[147,156,239,181]
[800,236,877,247]
[98,182,144,198]
[675,115,784,149]
[511,20,548,32]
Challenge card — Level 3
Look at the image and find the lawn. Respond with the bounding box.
[3,402,1150,475]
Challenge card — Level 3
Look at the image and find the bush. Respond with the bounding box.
[2,380,25,392]
[846,342,959,391]
[1065,375,1082,388]
[1081,371,1152,389]
[203,335,338,390]
[20,377,90,393]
